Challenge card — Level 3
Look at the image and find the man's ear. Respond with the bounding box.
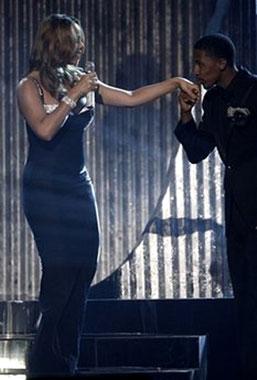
[218,58,227,71]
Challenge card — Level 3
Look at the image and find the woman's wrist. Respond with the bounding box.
[67,87,82,102]
[61,96,77,109]
[172,77,182,89]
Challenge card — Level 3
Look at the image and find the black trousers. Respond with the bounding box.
[227,203,257,380]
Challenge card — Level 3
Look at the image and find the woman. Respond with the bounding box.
[17,13,198,377]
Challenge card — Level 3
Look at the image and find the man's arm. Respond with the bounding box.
[174,91,216,163]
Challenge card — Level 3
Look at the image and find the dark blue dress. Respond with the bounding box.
[23,105,100,376]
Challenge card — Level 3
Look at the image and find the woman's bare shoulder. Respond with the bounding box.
[17,73,43,101]
[17,71,39,89]
[17,76,35,93]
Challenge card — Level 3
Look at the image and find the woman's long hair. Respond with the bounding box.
[29,14,85,98]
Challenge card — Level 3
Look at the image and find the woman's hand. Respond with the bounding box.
[175,77,199,103]
[71,72,99,99]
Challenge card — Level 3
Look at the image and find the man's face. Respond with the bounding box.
[193,49,225,89]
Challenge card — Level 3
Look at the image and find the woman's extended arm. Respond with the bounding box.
[97,77,199,107]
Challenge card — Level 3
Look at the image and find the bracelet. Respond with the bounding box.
[61,95,77,109]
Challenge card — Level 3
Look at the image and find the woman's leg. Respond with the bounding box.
[24,180,100,377]
[28,255,98,376]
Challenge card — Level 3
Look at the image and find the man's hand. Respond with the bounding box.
[178,90,199,123]
[177,78,199,104]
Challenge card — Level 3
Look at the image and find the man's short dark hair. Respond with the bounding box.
[194,33,236,67]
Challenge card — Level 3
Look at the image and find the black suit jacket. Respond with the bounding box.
[174,68,257,233]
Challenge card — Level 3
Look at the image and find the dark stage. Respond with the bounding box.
[0,298,240,380]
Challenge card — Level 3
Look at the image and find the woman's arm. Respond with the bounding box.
[16,73,97,141]
[97,77,199,107]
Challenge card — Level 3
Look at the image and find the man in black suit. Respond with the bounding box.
[175,33,257,379]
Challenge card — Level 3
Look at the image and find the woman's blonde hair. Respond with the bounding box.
[29,14,84,97]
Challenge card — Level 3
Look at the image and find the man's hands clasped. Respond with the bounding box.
[177,79,200,124]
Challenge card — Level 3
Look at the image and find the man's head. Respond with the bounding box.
[193,34,236,89]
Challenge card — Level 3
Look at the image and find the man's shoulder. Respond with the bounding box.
[240,66,257,79]
[203,68,257,103]
[238,68,257,102]
[237,67,257,89]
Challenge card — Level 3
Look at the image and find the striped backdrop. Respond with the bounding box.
[0,0,256,299]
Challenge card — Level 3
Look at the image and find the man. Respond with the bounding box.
[175,33,257,379]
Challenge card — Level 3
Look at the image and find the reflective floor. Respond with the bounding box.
[0,339,27,379]
[0,377,26,380]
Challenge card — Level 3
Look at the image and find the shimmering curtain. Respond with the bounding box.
[0,0,256,299]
